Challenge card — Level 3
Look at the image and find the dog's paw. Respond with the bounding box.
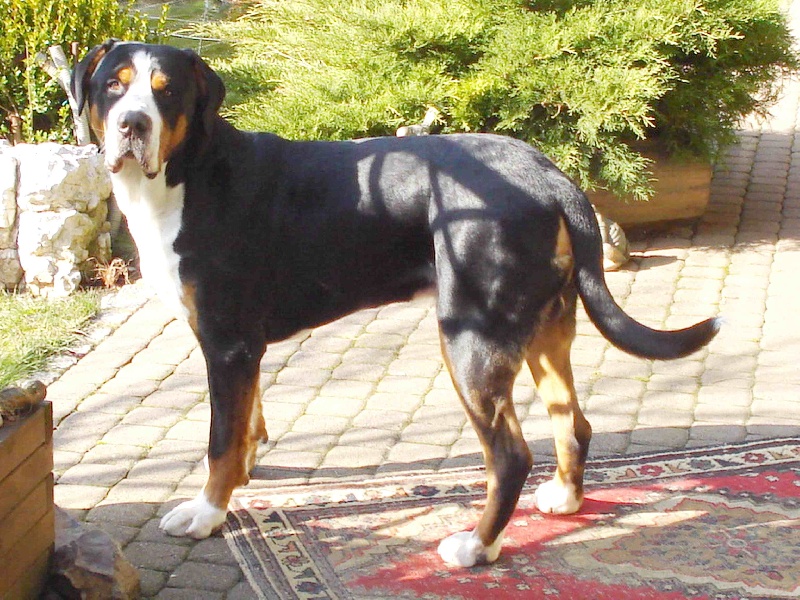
[159,494,227,539]
[437,529,504,567]
[534,479,582,514]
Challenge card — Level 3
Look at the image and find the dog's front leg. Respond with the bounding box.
[160,331,266,539]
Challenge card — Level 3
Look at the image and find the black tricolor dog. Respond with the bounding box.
[72,40,719,567]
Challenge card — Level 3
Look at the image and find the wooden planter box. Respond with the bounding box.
[588,144,712,228]
[0,401,54,600]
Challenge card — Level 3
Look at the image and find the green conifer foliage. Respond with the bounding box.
[200,0,797,198]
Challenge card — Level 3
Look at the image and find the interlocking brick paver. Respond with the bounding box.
[286,350,342,369]
[636,410,694,428]
[364,392,424,415]
[102,424,167,447]
[184,403,210,421]
[154,588,224,600]
[139,570,170,598]
[331,362,387,382]
[53,449,83,477]
[305,395,368,417]
[275,366,332,387]
[258,449,324,470]
[124,542,191,572]
[274,431,338,453]
[630,427,690,449]
[87,501,157,528]
[142,389,205,410]
[384,441,449,467]
[693,403,750,425]
[81,443,148,467]
[746,420,800,438]
[165,420,211,443]
[376,375,434,395]
[58,462,129,487]
[318,378,375,400]
[53,483,108,510]
[688,425,748,443]
[591,377,647,399]
[291,413,351,435]
[76,392,144,415]
[103,479,175,504]
[337,427,400,449]
[319,445,388,470]
[400,422,462,446]
[122,407,183,428]
[166,561,242,591]
[53,411,123,453]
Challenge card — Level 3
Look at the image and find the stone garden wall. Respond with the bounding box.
[0,142,111,297]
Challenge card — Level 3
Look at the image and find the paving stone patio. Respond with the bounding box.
[45,4,800,597]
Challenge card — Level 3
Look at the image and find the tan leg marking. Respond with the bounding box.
[526,290,591,513]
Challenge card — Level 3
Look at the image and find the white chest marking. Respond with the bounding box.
[111,161,187,320]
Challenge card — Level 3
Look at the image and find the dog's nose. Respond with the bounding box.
[118,111,152,138]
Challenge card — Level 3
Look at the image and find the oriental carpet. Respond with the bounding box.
[224,438,800,600]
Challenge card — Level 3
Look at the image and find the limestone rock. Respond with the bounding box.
[17,209,99,296]
[46,507,140,600]
[0,248,23,289]
[14,143,111,215]
[0,152,21,289]
[0,152,18,245]
[9,143,112,296]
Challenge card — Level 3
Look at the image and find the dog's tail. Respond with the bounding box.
[560,191,721,360]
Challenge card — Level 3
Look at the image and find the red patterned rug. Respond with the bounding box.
[224,438,800,600]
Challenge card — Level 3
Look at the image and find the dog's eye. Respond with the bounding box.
[107,80,123,93]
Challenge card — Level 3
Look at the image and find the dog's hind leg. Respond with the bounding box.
[161,328,266,539]
[436,330,532,567]
[526,287,592,515]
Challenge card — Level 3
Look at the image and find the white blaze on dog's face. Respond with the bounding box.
[103,52,164,177]
[84,46,192,179]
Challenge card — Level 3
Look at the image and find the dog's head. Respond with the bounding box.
[71,40,225,178]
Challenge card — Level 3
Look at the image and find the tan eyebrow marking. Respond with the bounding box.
[151,70,170,91]
[117,66,134,85]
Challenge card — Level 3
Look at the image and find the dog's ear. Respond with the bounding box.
[71,39,120,115]
[184,48,226,136]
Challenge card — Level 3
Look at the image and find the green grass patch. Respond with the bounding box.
[0,290,102,389]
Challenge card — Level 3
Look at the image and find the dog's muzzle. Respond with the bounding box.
[107,110,158,178]
[118,110,152,140]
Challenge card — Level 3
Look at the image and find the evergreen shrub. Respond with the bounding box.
[0,0,165,143]
[200,0,798,199]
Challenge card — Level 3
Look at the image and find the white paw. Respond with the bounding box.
[534,479,582,514]
[437,529,504,567]
[159,493,227,539]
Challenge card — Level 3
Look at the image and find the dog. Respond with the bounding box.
[71,40,719,568]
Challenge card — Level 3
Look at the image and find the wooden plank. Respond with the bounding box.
[44,400,52,442]
[588,150,712,228]
[0,402,49,482]
[0,501,54,598]
[0,475,52,556]
[0,550,51,600]
[0,443,53,522]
